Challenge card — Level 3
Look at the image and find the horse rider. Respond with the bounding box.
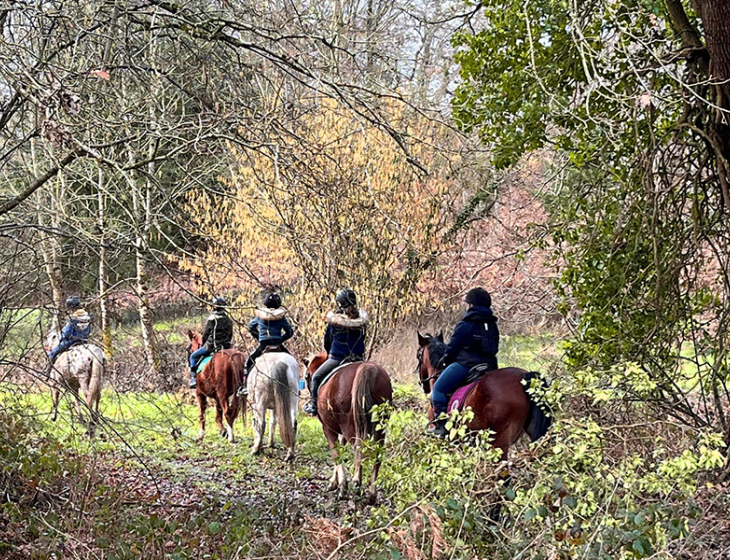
[48,296,91,364]
[303,288,368,416]
[428,287,500,437]
[240,291,294,396]
[189,296,234,389]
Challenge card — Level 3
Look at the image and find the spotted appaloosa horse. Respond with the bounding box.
[416,333,551,459]
[305,352,393,503]
[46,329,106,432]
[247,352,300,461]
[186,330,246,443]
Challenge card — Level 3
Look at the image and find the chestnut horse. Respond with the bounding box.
[305,352,393,503]
[417,333,551,459]
[186,330,246,443]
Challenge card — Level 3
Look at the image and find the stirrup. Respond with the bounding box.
[303,401,317,416]
[236,384,248,397]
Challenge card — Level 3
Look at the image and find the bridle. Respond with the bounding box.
[415,345,442,393]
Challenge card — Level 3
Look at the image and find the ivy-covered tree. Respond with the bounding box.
[452,0,730,449]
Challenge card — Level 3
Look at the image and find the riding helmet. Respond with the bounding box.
[211,296,228,309]
[66,296,81,309]
[264,292,282,309]
[464,287,491,308]
[335,288,357,309]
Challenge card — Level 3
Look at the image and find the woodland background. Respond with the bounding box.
[1,1,729,559]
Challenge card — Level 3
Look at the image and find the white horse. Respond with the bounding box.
[46,329,106,430]
[247,352,300,461]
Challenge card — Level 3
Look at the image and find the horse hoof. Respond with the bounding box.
[251,447,261,456]
[284,452,294,462]
[367,492,377,505]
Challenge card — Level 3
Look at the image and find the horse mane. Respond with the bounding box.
[425,334,446,370]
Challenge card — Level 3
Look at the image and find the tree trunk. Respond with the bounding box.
[97,167,112,357]
[693,0,730,209]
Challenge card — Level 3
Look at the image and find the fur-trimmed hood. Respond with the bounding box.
[326,309,368,329]
[255,307,287,322]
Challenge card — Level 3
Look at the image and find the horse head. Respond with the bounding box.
[46,327,61,352]
[303,351,327,388]
[186,329,203,358]
[416,332,446,394]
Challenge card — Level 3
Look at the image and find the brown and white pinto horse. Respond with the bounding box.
[305,352,393,503]
[417,333,551,459]
[186,330,246,443]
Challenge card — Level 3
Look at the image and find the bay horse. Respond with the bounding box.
[186,330,246,443]
[305,352,393,503]
[416,333,551,459]
[247,352,300,461]
[46,329,106,432]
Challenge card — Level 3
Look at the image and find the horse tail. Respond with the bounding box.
[232,352,246,426]
[522,371,552,442]
[352,363,377,444]
[88,351,106,421]
[272,361,295,449]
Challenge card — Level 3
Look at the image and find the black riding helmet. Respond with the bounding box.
[263,292,282,309]
[464,287,492,308]
[211,296,228,310]
[335,288,357,309]
[66,296,81,309]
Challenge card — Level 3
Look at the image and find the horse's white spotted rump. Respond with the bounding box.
[46,329,106,431]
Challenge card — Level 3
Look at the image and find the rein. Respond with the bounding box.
[416,346,442,392]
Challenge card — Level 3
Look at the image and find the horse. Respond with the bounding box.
[416,332,551,459]
[305,352,393,503]
[247,351,300,461]
[186,330,246,443]
[45,329,106,432]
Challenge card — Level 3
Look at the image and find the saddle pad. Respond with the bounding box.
[448,379,481,413]
[196,355,213,373]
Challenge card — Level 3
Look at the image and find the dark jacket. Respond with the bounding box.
[61,309,91,343]
[202,309,234,352]
[443,306,499,370]
[324,309,367,361]
[248,308,294,345]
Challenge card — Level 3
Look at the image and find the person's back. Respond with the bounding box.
[303,288,367,416]
[428,287,499,437]
[49,296,91,364]
[190,296,232,389]
[242,292,294,394]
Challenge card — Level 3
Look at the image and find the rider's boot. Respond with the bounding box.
[236,372,249,397]
[427,417,448,438]
[303,397,317,416]
[189,369,197,389]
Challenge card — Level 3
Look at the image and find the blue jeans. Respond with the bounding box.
[190,347,210,371]
[49,340,79,363]
[432,362,471,416]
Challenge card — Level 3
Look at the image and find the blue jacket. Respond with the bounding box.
[323,309,367,361]
[443,306,499,370]
[61,309,91,343]
[248,308,293,345]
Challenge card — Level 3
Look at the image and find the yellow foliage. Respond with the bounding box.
[181,99,457,351]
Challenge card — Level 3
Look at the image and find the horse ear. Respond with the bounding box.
[417,332,428,347]
[303,356,310,367]
[437,331,444,342]
[187,329,194,340]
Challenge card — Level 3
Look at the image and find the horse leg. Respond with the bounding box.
[196,393,207,442]
[325,428,347,499]
[50,379,60,421]
[250,400,266,455]
[268,411,277,448]
[218,392,234,444]
[223,396,238,444]
[214,398,226,439]
[366,431,386,505]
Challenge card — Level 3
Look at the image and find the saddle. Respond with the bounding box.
[262,344,288,355]
[320,358,362,390]
[446,364,492,413]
